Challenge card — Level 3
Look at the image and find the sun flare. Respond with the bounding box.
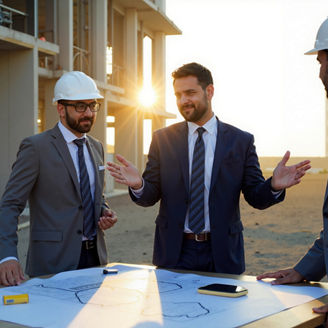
[138,86,156,107]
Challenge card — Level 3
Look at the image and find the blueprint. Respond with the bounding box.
[0,264,327,327]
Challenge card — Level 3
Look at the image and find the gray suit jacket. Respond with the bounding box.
[0,124,109,277]
[294,182,328,281]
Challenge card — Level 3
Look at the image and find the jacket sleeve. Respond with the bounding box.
[0,137,39,259]
[293,230,326,281]
[242,135,285,209]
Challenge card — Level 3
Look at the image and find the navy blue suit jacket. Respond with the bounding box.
[130,118,285,274]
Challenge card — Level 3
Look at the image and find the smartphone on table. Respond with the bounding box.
[197,283,248,298]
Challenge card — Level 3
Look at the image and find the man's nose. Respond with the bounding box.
[83,106,94,116]
[180,94,190,105]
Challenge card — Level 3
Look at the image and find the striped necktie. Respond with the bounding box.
[189,127,206,234]
[73,138,96,239]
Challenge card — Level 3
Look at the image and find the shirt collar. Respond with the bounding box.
[58,121,86,144]
[187,114,217,136]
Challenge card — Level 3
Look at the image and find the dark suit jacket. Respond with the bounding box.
[0,124,109,277]
[130,118,285,274]
[293,182,328,281]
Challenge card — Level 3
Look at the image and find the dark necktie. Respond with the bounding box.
[189,127,206,234]
[73,138,96,239]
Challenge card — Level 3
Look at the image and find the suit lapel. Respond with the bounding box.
[176,122,189,193]
[210,119,227,193]
[50,125,81,199]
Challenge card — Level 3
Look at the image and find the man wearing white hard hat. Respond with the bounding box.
[0,71,117,285]
[257,17,328,317]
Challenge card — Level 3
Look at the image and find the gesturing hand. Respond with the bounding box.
[256,268,304,285]
[107,154,143,190]
[271,151,311,191]
[98,208,118,231]
[0,260,25,286]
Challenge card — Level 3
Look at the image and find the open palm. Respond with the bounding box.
[271,151,311,190]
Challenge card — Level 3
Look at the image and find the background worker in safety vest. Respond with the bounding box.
[0,71,117,286]
[257,17,328,317]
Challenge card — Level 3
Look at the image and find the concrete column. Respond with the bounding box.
[45,0,56,43]
[91,98,107,148]
[113,8,140,184]
[44,79,58,130]
[137,111,144,170]
[57,0,73,71]
[0,48,38,195]
[125,9,138,99]
[152,31,166,131]
[115,106,138,178]
[152,115,165,133]
[91,0,107,83]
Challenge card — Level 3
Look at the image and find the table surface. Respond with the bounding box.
[1,263,327,328]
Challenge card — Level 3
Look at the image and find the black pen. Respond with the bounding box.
[103,268,118,274]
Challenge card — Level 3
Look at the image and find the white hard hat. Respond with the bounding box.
[305,17,328,55]
[53,71,104,103]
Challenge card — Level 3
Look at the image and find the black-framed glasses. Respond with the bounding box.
[59,101,101,112]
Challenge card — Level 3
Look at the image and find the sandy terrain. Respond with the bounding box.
[17,173,328,279]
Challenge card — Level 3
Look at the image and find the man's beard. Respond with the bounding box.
[178,95,209,123]
[65,108,94,133]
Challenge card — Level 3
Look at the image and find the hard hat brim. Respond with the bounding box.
[304,48,318,55]
[53,92,104,104]
[305,46,328,55]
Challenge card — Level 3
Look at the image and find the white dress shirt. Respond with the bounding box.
[58,121,96,200]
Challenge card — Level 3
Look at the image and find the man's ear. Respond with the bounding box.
[206,84,214,100]
[57,103,65,118]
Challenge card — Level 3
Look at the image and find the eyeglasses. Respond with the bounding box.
[60,101,101,112]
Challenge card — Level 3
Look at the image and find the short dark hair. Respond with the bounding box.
[172,62,213,89]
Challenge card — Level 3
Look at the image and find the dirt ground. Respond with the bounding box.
[104,173,328,277]
[17,173,328,279]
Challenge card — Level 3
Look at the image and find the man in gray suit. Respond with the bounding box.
[0,71,117,286]
[257,17,328,316]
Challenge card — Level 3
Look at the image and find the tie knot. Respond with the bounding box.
[74,138,85,148]
[197,127,206,137]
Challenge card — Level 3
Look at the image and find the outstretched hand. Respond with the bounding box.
[107,154,143,190]
[271,151,311,191]
[258,268,328,325]
[256,268,304,285]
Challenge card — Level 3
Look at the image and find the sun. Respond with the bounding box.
[138,86,156,107]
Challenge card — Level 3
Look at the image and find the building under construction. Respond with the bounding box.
[0,0,181,195]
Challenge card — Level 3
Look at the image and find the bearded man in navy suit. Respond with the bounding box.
[108,62,310,274]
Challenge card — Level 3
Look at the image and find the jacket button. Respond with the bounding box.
[77,229,82,235]
[79,205,83,210]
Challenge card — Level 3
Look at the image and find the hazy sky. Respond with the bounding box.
[165,0,328,157]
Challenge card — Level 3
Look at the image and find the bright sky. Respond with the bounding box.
[165,0,328,157]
